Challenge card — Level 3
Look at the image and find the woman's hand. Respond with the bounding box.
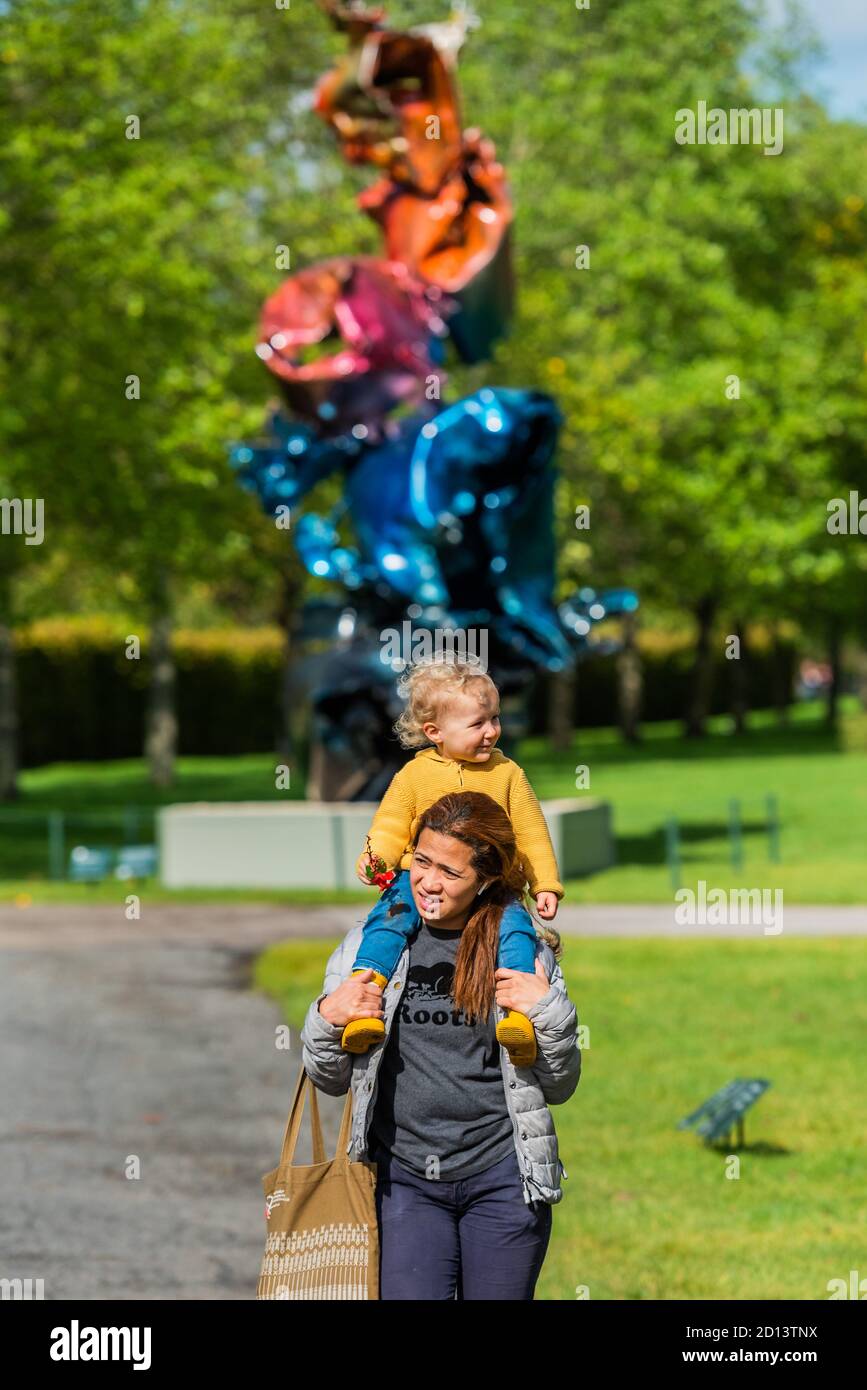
[318,968,385,1028]
[494,956,551,1014]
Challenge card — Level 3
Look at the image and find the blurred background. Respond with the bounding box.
[1,0,866,1301]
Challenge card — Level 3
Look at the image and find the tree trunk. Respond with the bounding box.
[685,594,718,738]
[616,611,642,742]
[825,616,842,728]
[145,611,177,788]
[771,624,791,727]
[275,564,304,773]
[730,618,748,735]
[0,615,19,802]
[548,666,576,752]
[852,645,867,715]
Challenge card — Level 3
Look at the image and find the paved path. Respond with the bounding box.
[2,899,864,1300]
[0,904,351,1301]
[2,899,865,949]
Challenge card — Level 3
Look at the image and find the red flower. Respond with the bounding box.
[364,837,395,893]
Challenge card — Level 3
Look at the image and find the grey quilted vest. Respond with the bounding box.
[300,922,581,1206]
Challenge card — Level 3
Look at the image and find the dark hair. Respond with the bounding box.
[411,791,562,1025]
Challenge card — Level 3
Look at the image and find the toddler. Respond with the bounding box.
[342,657,563,1067]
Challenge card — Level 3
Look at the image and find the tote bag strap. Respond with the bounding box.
[277,1064,355,1172]
[334,1080,354,1170]
[278,1064,326,1168]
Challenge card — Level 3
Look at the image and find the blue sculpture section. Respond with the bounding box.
[231,388,636,672]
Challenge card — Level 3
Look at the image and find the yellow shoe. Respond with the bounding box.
[496,1009,537,1067]
[341,969,389,1053]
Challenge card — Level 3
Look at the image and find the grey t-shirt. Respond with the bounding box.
[369,920,515,1181]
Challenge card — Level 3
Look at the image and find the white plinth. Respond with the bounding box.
[157,798,614,890]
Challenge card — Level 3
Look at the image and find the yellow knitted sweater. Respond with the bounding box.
[357,746,564,898]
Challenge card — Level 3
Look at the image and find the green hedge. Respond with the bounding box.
[13,616,799,767]
[16,618,284,767]
[529,626,799,732]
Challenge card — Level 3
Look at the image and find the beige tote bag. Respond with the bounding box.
[257,1064,379,1300]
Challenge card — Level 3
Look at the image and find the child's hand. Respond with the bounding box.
[356,841,396,890]
[535,892,559,920]
[356,854,375,885]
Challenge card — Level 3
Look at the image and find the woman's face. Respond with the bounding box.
[409,827,485,928]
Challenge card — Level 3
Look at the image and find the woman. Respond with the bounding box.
[300,790,582,1300]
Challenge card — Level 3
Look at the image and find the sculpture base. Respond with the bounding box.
[157,798,614,890]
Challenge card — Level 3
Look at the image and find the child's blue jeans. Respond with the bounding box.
[352,868,538,979]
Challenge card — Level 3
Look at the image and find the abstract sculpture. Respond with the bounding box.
[230,0,637,800]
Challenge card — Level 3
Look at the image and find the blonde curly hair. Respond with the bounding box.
[393,657,498,750]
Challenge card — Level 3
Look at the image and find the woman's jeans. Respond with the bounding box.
[353,869,538,978]
[370,1138,552,1300]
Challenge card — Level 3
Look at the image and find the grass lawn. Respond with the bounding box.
[2,697,866,903]
[527,697,867,904]
[254,934,867,1300]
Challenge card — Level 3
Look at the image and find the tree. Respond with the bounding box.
[0,0,339,784]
